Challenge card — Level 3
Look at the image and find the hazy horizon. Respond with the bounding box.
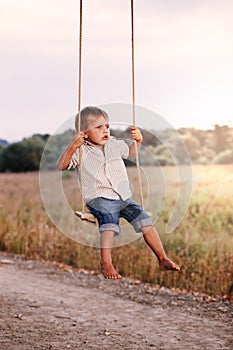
[2,120,232,144]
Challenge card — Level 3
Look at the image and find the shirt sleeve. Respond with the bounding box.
[67,149,79,169]
[116,139,129,159]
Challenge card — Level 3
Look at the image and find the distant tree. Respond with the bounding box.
[213,124,230,154]
[213,149,233,164]
[0,135,46,172]
[147,145,175,166]
[181,133,200,161]
[111,128,161,147]
[40,129,75,170]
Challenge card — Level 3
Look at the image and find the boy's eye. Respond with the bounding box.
[96,125,110,130]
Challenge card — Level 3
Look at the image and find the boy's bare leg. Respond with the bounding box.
[141,226,180,271]
[100,230,122,279]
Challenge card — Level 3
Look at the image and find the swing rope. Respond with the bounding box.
[76,0,144,220]
[131,0,136,126]
[77,0,82,132]
[130,0,144,208]
[77,0,85,214]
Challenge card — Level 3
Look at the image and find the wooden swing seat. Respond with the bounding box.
[75,211,97,224]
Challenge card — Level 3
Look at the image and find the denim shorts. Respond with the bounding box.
[86,197,153,235]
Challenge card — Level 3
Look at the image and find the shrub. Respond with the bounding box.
[213,149,233,164]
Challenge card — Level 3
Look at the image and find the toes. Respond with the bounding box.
[159,259,180,271]
[106,273,122,279]
[101,264,122,279]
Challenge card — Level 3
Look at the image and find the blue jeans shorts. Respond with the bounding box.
[86,197,153,235]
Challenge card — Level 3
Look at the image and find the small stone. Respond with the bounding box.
[171,301,178,306]
[0,259,14,265]
[14,314,23,319]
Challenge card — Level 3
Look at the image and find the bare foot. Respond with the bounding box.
[159,258,180,271]
[100,261,122,279]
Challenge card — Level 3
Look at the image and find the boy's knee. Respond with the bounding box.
[99,223,120,236]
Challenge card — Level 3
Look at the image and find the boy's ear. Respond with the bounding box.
[84,132,88,139]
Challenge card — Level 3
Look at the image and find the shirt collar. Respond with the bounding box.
[84,136,115,147]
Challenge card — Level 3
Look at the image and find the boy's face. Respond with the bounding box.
[84,115,110,145]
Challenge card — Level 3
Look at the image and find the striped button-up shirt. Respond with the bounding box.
[69,137,132,203]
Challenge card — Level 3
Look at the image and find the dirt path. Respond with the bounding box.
[0,254,232,350]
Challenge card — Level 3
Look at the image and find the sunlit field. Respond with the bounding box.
[0,165,232,297]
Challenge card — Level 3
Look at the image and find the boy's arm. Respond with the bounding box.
[57,132,84,170]
[128,126,143,158]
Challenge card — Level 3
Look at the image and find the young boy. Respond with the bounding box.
[57,106,180,279]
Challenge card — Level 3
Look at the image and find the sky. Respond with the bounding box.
[1,0,233,142]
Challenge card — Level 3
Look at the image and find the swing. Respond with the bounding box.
[75,0,144,224]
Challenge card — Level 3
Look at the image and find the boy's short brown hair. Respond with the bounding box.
[75,106,109,131]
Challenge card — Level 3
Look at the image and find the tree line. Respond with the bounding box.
[0,125,232,172]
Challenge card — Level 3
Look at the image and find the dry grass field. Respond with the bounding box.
[0,165,232,297]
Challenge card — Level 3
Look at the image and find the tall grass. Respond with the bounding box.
[0,166,232,297]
